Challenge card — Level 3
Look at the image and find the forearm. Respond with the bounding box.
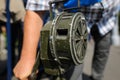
[20,10,44,62]
[13,10,46,79]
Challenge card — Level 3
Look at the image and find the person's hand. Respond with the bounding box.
[13,57,35,80]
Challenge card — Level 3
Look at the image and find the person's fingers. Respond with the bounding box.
[13,56,35,79]
[21,78,28,80]
[13,61,33,79]
[13,67,31,79]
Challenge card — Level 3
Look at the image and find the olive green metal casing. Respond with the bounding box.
[40,12,88,75]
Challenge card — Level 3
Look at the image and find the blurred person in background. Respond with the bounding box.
[0,21,7,79]
[0,0,25,72]
[86,0,119,80]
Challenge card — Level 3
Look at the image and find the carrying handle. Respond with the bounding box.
[78,0,80,7]
[49,0,81,20]
[28,52,40,80]
[49,0,66,20]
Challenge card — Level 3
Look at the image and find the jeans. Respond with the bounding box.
[64,64,83,80]
[90,25,111,80]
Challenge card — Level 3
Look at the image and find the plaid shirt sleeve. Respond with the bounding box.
[81,0,119,36]
[26,0,53,11]
[80,0,117,22]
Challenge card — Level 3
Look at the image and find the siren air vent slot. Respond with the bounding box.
[57,29,68,36]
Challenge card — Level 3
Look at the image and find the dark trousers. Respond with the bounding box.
[61,64,83,80]
[38,64,83,80]
[90,25,111,80]
[11,21,23,69]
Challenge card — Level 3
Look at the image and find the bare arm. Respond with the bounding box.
[13,10,45,80]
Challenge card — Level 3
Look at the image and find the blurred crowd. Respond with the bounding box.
[0,0,26,79]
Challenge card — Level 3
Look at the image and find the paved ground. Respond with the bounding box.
[0,42,120,80]
[83,42,120,80]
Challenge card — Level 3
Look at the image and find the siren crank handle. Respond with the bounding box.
[28,52,40,80]
[28,72,37,80]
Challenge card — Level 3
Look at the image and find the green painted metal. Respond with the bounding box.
[40,12,88,75]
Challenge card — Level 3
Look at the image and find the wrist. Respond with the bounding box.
[20,50,36,64]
